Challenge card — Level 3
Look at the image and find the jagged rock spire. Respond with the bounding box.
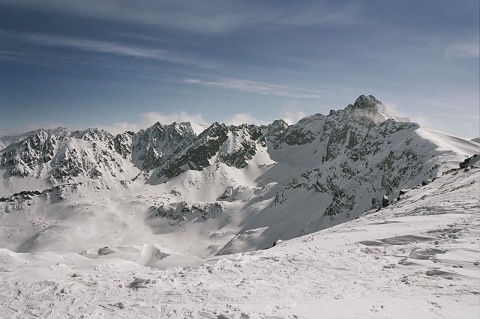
[353,95,382,109]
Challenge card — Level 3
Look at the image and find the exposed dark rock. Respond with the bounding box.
[98,247,115,255]
[352,95,381,109]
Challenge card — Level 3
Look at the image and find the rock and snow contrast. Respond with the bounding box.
[0,95,479,318]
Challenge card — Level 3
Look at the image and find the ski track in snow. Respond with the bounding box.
[0,167,478,318]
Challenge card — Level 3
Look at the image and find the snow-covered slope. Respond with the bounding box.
[0,95,478,257]
[0,127,140,194]
[0,153,478,318]
[1,94,479,318]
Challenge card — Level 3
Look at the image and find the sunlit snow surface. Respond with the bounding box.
[0,165,478,318]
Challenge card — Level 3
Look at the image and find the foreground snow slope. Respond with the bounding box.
[0,163,478,318]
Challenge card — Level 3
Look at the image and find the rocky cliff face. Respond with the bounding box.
[0,128,136,187]
[1,95,478,254]
[132,122,198,171]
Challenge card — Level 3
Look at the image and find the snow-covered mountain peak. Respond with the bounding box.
[352,94,381,109]
[344,94,409,125]
[1,95,478,256]
[132,121,198,170]
[270,119,289,130]
[1,94,475,194]
[71,128,114,142]
[0,96,479,318]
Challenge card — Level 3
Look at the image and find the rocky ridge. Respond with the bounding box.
[0,95,478,255]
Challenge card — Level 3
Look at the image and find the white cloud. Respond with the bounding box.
[277,103,308,125]
[185,78,321,99]
[407,113,434,129]
[1,31,210,67]
[434,112,479,120]
[97,122,140,135]
[98,111,208,135]
[445,41,479,59]
[430,101,465,111]
[281,109,307,125]
[0,1,361,34]
[223,107,309,126]
[381,100,412,121]
[0,0,246,35]
[408,111,479,139]
[274,2,361,28]
[140,111,207,126]
[3,108,309,137]
[223,113,269,126]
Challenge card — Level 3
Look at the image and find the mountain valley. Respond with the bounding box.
[0,95,478,318]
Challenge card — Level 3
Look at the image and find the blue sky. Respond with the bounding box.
[0,0,478,138]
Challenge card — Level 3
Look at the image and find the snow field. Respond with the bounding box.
[0,166,478,318]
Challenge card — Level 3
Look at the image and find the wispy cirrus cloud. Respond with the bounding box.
[0,0,362,35]
[445,40,479,59]
[185,78,321,99]
[431,101,465,111]
[434,112,479,120]
[414,34,479,60]
[0,30,212,67]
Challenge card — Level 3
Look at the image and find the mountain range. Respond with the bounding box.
[0,95,478,256]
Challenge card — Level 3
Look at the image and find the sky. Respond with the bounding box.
[0,0,478,138]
